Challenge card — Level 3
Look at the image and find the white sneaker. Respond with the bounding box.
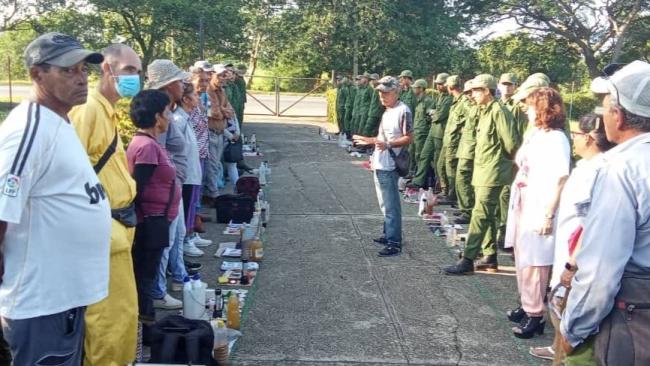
[153,294,182,310]
[183,241,204,257]
[191,233,212,247]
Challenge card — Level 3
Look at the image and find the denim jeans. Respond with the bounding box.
[373,169,402,246]
[204,130,224,198]
[151,198,187,299]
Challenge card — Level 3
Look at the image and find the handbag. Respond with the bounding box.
[380,121,410,177]
[223,138,243,163]
[135,180,176,249]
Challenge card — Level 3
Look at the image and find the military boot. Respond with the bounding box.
[443,257,474,275]
[475,254,498,272]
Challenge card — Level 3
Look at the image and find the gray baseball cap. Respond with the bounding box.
[375,76,399,92]
[24,32,103,68]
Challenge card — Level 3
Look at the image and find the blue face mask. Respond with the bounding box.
[114,74,141,98]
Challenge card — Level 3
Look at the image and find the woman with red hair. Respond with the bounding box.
[504,87,572,338]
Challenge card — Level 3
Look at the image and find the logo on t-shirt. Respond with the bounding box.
[2,174,20,197]
[85,182,107,204]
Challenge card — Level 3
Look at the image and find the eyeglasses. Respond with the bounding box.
[570,131,587,139]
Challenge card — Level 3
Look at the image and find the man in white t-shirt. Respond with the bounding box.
[354,76,413,257]
[0,33,111,365]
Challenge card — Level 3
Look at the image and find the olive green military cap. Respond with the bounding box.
[399,70,413,79]
[434,73,450,84]
[512,76,550,101]
[355,72,370,80]
[413,79,428,88]
[471,74,497,89]
[463,79,474,93]
[446,75,461,87]
[499,73,517,85]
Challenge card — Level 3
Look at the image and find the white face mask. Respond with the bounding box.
[527,106,537,124]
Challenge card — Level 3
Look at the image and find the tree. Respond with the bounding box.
[0,0,68,31]
[88,0,245,72]
[460,0,650,77]
[476,32,583,84]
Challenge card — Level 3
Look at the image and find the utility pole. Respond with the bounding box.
[199,14,205,59]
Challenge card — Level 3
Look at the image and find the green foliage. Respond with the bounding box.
[326,88,337,124]
[115,98,137,145]
[562,88,598,122]
[0,29,38,80]
[476,33,583,84]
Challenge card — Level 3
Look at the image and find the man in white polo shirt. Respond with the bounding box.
[0,33,111,365]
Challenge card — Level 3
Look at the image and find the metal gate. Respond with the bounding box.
[244,76,331,117]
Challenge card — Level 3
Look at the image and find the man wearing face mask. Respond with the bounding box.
[69,43,141,365]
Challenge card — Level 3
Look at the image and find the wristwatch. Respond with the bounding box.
[565,262,578,272]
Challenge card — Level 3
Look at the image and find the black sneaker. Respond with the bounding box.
[443,257,474,275]
[378,246,401,257]
[372,237,388,246]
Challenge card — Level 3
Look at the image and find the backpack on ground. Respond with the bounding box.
[215,194,255,224]
[236,176,261,200]
[148,315,217,365]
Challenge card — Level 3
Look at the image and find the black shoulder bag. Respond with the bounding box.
[380,120,410,177]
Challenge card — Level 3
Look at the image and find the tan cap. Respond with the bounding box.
[512,76,550,102]
[463,80,474,93]
[499,73,517,85]
[146,59,192,90]
[471,74,497,90]
[434,73,450,84]
[446,75,461,87]
[413,79,428,88]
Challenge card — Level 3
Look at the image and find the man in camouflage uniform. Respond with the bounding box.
[444,74,517,275]
[454,80,480,224]
[409,79,435,176]
[398,70,416,114]
[361,73,384,137]
[344,75,357,139]
[407,73,451,190]
[335,75,350,134]
[439,75,465,207]
[351,73,371,136]
[234,64,248,128]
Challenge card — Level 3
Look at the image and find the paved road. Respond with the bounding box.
[0,84,327,117]
[167,119,549,365]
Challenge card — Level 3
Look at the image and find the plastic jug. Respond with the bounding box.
[226,293,241,330]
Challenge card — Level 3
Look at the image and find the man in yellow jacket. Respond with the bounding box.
[69,44,142,365]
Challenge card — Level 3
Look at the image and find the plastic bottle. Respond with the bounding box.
[441,211,449,227]
[249,237,264,262]
[259,162,267,185]
[264,161,271,176]
[446,226,457,247]
[240,260,250,285]
[226,293,241,330]
[191,273,202,289]
[213,289,223,318]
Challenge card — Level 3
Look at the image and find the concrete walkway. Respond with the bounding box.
[176,118,551,365]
